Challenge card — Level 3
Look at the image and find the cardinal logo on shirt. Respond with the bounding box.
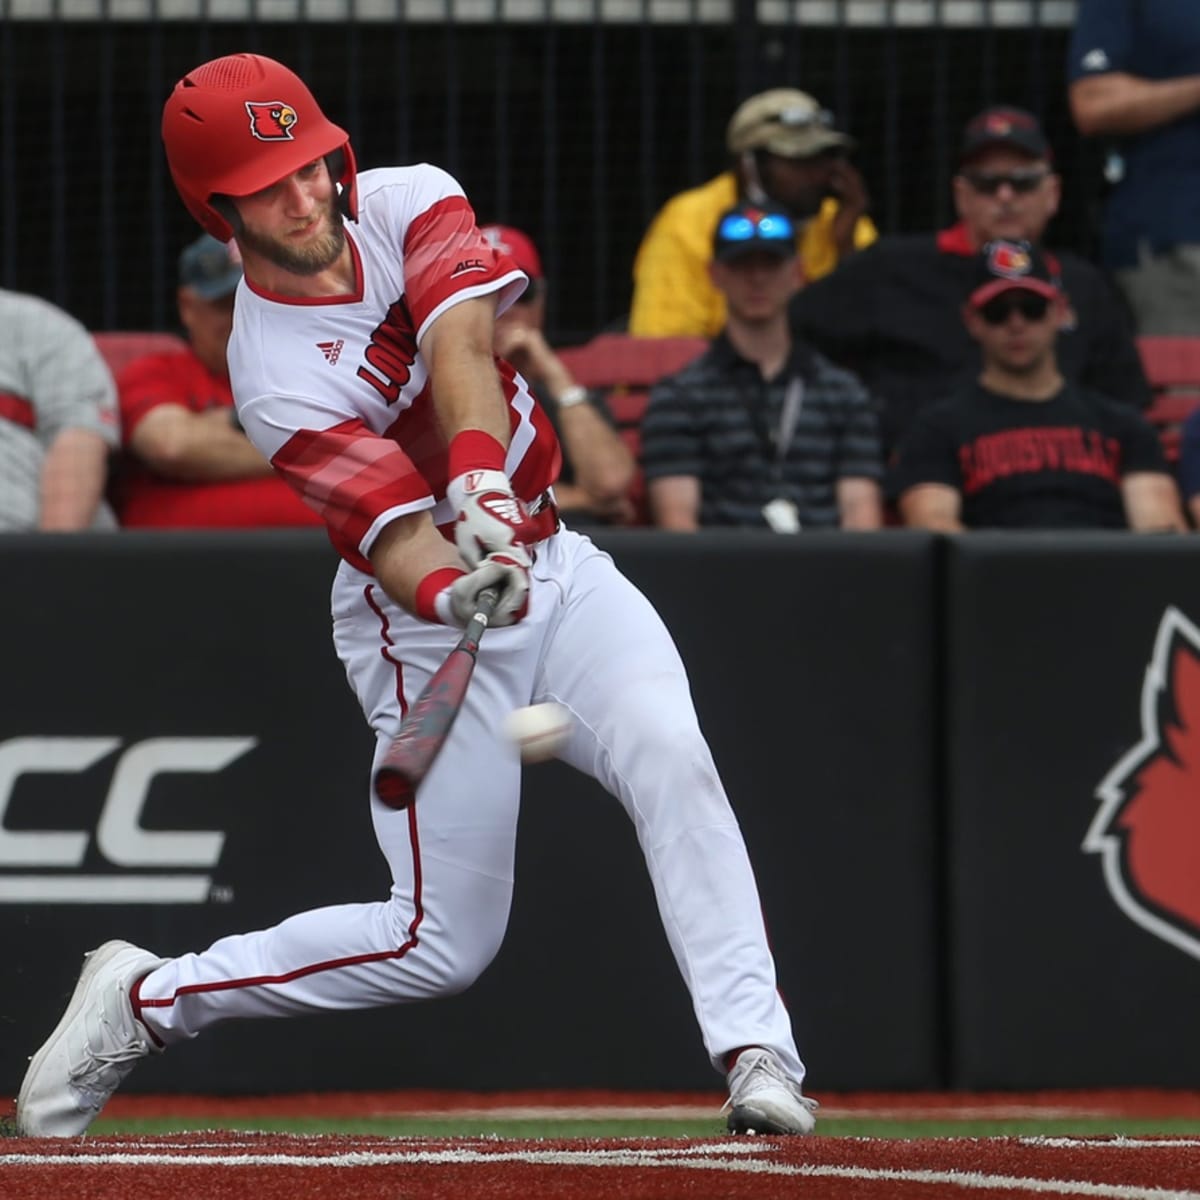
[245,101,298,141]
[1085,607,1200,961]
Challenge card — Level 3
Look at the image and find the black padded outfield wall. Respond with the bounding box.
[0,530,939,1097]
[945,533,1200,1089]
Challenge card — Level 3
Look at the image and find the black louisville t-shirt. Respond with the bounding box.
[889,382,1167,528]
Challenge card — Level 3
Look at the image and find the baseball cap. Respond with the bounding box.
[959,106,1052,166]
[712,205,797,262]
[178,234,242,300]
[479,224,543,280]
[968,240,1061,309]
[726,88,854,159]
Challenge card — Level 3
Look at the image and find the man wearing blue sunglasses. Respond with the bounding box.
[641,203,883,532]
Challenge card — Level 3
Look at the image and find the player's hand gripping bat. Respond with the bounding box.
[372,587,500,810]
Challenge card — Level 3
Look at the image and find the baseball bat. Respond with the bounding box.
[372,587,500,810]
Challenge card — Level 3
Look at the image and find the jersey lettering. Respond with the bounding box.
[356,299,418,405]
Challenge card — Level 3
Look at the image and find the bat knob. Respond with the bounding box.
[374,769,416,810]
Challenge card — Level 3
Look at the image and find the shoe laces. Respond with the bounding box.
[68,993,149,1107]
[724,1049,819,1115]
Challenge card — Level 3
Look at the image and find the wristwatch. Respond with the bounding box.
[556,384,588,409]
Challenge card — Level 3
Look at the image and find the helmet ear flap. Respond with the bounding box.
[210,195,243,238]
[324,147,357,221]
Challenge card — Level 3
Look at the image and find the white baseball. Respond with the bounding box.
[504,702,571,762]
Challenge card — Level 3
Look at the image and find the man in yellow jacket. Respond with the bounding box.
[629,88,877,339]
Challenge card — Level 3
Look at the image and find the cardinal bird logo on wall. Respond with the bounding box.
[1086,607,1200,961]
[245,101,298,141]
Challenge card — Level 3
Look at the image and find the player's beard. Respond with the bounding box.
[240,195,346,276]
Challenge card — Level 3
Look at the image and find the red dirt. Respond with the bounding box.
[2,1131,1199,1199]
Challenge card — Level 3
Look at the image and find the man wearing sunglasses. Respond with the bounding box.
[629,88,876,339]
[641,204,883,532]
[891,240,1184,532]
[789,106,1150,457]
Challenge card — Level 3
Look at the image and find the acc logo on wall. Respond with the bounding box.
[1086,607,1200,961]
[0,736,256,905]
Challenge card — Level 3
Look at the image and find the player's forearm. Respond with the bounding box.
[1070,73,1200,137]
[424,297,511,450]
[39,429,108,530]
[369,511,468,615]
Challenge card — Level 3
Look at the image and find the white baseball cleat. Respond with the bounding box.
[17,940,166,1138]
[724,1047,818,1135]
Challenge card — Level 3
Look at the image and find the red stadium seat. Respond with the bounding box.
[556,334,709,523]
[1137,336,1200,463]
[93,331,188,381]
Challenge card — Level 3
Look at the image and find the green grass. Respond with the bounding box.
[88,1114,1200,1139]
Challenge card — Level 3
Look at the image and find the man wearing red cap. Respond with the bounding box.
[891,239,1184,531]
[480,224,635,524]
[790,106,1150,457]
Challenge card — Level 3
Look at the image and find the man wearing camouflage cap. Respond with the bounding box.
[629,88,876,338]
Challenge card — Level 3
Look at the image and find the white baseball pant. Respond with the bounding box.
[134,526,805,1082]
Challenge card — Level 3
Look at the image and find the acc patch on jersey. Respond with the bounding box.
[1085,605,1200,961]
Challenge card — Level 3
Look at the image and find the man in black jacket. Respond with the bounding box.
[789,106,1150,456]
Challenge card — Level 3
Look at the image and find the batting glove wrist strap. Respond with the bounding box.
[415,566,467,625]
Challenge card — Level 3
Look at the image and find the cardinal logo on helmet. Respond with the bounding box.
[1086,606,1200,961]
[245,101,298,141]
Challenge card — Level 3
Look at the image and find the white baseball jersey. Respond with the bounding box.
[228,163,562,571]
[134,164,806,1092]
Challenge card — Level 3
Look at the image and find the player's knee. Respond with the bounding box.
[383,892,508,997]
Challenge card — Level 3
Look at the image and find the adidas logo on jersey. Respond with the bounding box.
[317,339,344,365]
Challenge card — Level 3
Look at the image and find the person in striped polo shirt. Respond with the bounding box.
[641,204,884,532]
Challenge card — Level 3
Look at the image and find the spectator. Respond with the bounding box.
[891,240,1185,532]
[1175,408,1200,527]
[1068,1,1200,335]
[641,204,883,532]
[480,224,636,525]
[0,288,119,531]
[789,106,1151,457]
[629,88,876,339]
[112,234,322,529]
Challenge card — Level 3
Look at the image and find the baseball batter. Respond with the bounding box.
[17,53,815,1138]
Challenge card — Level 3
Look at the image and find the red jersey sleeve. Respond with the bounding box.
[403,193,525,334]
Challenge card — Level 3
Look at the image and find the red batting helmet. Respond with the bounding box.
[162,53,358,242]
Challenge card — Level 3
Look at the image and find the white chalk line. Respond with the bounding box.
[2,1142,1199,1198]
